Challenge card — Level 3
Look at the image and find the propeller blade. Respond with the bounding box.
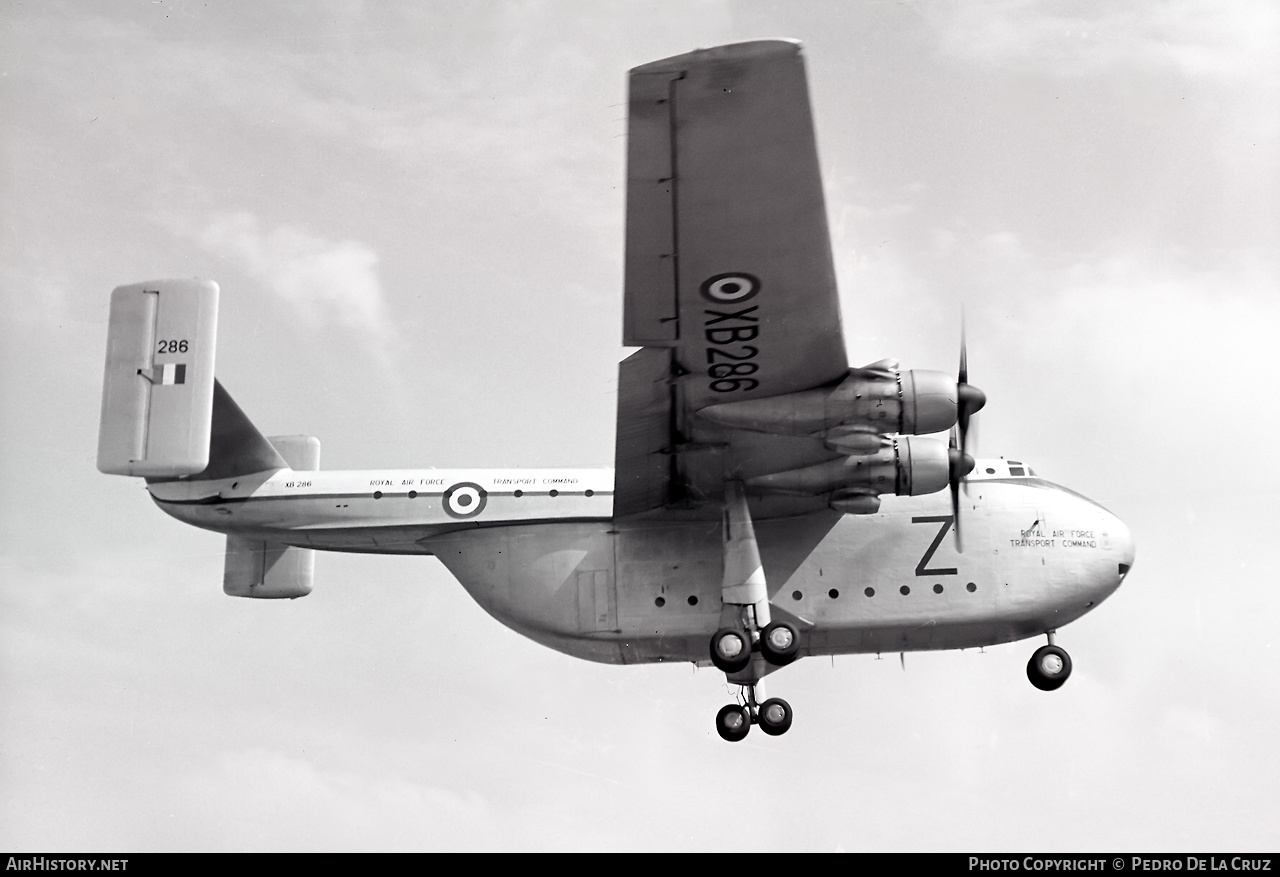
[948,442,974,553]
[951,475,962,553]
[955,323,986,459]
[964,414,978,497]
[953,316,984,551]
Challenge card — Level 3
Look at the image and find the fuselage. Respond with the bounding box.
[148,461,1134,665]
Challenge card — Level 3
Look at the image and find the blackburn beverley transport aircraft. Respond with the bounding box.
[98,40,1135,741]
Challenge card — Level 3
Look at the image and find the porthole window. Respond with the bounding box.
[900,585,910,596]
[864,587,875,598]
[585,489,594,497]
[654,596,665,608]
[549,489,559,497]
[966,582,977,593]
[933,584,943,594]
[828,588,839,599]
[791,590,803,601]
[514,489,523,497]
[408,490,418,499]
[985,467,995,474]
[687,595,698,606]
[373,491,383,499]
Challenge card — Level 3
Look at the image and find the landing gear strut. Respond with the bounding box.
[1027,632,1073,691]
[710,482,801,741]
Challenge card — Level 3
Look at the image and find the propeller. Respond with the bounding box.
[949,323,985,552]
[956,324,986,458]
[948,428,974,552]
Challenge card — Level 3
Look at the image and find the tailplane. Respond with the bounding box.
[99,279,317,599]
[223,435,319,599]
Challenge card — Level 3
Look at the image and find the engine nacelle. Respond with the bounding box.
[698,360,958,443]
[845,363,957,438]
[745,435,951,500]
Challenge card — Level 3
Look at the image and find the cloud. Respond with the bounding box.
[935,0,1280,84]
[197,212,392,338]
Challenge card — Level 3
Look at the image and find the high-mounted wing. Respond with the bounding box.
[614,41,849,517]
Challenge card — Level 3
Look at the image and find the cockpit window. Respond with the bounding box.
[977,461,1037,477]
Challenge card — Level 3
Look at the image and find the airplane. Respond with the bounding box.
[97,40,1135,742]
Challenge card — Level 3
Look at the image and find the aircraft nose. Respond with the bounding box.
[1114,517,1136,581]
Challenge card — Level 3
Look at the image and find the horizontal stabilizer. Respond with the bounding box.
[223,432,319,598]
[267,435,321,471]
[224,536,314,599]
[98,279,219,477]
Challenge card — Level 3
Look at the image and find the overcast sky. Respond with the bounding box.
[2,0,1278,852]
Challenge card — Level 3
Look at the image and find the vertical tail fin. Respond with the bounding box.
[192,380,288,481]
[98,279,289,481]
[98,279,219,477]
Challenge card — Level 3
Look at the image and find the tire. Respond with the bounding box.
[710,627,752,674]
[757,697,793,736]
[760,621,800,666]
[1027,644,1073,691]
[715,704,752,742]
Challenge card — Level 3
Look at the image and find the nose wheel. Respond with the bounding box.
[1027,640,1073,691]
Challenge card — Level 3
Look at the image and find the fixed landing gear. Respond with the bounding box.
[715,686,794,742]
[715,704,752,742]
[709,620,799,673]
[1027,638,1073,691]
[760,620,800,666]
[711,482,800,741]
[757,697,793,736]
[710,627,752,674]
[708,623,800,740]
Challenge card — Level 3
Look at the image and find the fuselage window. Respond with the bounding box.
[1009,467,1025,476]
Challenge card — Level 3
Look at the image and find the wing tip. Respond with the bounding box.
[630,39,802,76]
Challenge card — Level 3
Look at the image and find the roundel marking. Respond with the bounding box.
[443,482,488,519]
[700,272,760,304]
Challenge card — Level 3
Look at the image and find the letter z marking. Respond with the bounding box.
[912,515,958,576]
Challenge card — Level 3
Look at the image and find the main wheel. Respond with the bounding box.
[715,704,752,742]
[760,621,800,666]
[757,697,793,736]
[710,627,752,674]
[1027,644,1073,691]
